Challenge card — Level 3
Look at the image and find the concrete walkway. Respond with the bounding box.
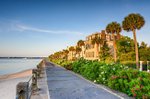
[45,61,126,99]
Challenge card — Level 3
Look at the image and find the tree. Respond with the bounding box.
[77,40,85,57]
[69,46,75,60]
[63,49,69,60]
[122,13,145,68]
[106,22,121,62]
[117,36,135,53]
[139,42,150,61]
[77,40,85,47]
[99,41,110,61]
[140,41,147,49]
[69,46,75,51]
[75,47,82,58]
[91,34,103,58]
[116,36,135,61]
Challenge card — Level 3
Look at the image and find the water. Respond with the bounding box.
[0,59,42,75]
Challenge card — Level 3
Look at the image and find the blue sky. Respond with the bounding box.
[0,0,150,57]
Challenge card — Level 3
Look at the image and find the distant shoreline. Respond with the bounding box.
[0,57,45,59]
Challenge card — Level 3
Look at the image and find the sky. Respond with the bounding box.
[0,0,150,57]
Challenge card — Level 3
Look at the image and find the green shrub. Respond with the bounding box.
[121,61,136,69]
[82,61,102,81]
[108,69,150,98]
[72,59,128,85]
[96,63,128,85]
[72,58,88,73]
[52,58,150,98]
[121,61,148,70]
[62,61,73,70]
[72,59,102,81]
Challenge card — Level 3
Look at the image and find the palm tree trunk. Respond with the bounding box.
[112,33,117,62]
[94,43,97,59]
[96,44,99,58]
[133,29,139,69]
[79,52,80,58]
[71,51,73,61]
[66,55,68,60]
[81,46,83,57]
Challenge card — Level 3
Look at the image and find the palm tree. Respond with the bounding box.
[140,41,147,49]
[77,40,85,57]
[77,40,85,47]
[75,47,82,58]
[106,22,121,62]
[122,13,145,68]
[101,31,106,41]
[91,34,103,59]
[99,41,110,61]
[59,51,64,59]
[69,46,75,60]
[63,49,69,60]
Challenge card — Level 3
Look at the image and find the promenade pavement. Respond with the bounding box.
[45,61,125,99]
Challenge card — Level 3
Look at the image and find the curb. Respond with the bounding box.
[44,64,51,99]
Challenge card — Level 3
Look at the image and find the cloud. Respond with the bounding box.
[0,19,22,32]
[0,20,83,35]
[16,24,83,35]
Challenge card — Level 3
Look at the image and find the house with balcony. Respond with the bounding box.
[67,30,121,61]
[84,30,115,60]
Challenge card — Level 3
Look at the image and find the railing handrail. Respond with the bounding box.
[28,75,33,99]
[16,60,45,99]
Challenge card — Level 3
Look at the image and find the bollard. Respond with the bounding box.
[32,69,38,90]
[42,60,45,67]
[140,61,143,71]
[16,82,29,99]
[37,64,43,76]
[36,69,40,77]
[37,64,41,70]
[147,61,150,72]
